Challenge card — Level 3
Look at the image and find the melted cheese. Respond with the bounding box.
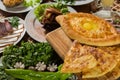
[71,18,98,31]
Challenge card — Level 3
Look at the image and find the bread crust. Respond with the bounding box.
[56,12,120,46]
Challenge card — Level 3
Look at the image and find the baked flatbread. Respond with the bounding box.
[56,12,120,46]
[83,62,120,80]
[61,41,117,78]
[82,45,120,78]
[98,45,120,80]
[61,41,98,73]
[99,45,120,62]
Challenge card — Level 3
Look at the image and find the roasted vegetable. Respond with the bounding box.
[5,69,72,80]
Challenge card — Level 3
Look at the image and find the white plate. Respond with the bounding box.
[25,7,76,42]
[0,17,26,53]
[55,0,94,6]
[0,0,32,13]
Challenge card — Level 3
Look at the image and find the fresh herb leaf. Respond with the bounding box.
[114,19,120,24]
[0,66,15,80]
[8,16,19,28]
[2,42,62,69]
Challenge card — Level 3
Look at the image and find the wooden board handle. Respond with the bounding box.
[46,28,72,60]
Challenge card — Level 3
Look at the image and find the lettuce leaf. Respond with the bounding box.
[34,3,69,21]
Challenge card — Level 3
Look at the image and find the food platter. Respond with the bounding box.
[0,0,120,79]
[0,17,26,53]
[0,0,32,13]
[57,0,94,6]
[24,7,77,42]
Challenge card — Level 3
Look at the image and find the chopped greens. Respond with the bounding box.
[34,3,69,21]
[2,42,62,69]
[0,66,15,80]
[8,16,19,28]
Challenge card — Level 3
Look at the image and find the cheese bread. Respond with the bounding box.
[56,12,120,46]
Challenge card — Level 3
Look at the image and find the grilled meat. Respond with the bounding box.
[0,20,13,38]
[42,8,62,32]
[5,20,13,33]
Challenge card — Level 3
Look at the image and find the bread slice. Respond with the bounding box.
[61,40,117,78]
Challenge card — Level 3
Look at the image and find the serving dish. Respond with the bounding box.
[24,6,77,42]
[0,17,26,53]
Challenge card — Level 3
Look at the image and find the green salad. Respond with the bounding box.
[34,3,69,21]
[2,41,62,69]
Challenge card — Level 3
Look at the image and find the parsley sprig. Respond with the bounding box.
[8,16,19,28]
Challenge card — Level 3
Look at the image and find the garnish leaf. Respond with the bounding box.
[8,16,19,28]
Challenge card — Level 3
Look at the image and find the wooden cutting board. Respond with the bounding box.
[46,28,72,60]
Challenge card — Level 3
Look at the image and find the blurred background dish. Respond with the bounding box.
[2,0,23,7]
[0,0,32,13]
[24,6,76,42]
[54,0,94,6]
